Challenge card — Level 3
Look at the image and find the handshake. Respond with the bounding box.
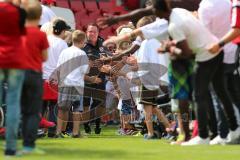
[158,40,182,58]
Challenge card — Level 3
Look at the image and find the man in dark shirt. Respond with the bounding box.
[83,23,110,134]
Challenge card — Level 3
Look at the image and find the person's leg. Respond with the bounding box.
[47,101,57,136]
[5,69,25,155]
[72,112,81,136]
[21,71,42,149]
[56,109,69,136]
[212,60,238,132]
[178,100,190,141]
[194,63,214,139]
[210,90,229,139]
[83,96,91,134]
[90,99,102,133]
[226,71,240,114]
[144,105,154,136]
[206,90,218,139]
[153,107,170,129]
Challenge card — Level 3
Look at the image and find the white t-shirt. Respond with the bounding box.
[136,39,169,90]
[168,8,219,62]
[140,18,169,41]
[198,0,237,64]
[57,46,89,90]
[40,5,56,26]
[43,35,68,80]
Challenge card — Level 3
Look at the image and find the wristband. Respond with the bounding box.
[218,41,225,47]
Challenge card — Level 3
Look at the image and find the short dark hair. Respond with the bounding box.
[152,0,171,12]
[86,23,99,32]
[52,18,71,35]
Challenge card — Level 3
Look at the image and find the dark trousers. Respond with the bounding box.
[225,65,240,114]
[21,70,43,148]
[83,86,105,129]
[211,89,229,138]
[42,100,57,134]
[194,52,238,138]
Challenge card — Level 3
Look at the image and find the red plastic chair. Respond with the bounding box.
[55,0,70,8]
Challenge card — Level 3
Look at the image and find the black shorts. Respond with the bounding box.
[83,87,106,108]
[139,85,159,106]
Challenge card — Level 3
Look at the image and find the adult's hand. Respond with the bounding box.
[103,36,119,47]
[207,43,221,54]
[97,14,118,29]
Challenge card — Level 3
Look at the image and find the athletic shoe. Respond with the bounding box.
[144,134,158,140]
[94,128,101,134]
[54,133,65,138]
[210,135,227,145]
[226,127,240,144]
[21,147,45,155]
[84,125,91,134]
[39,118,55,128]
[171,134,185,145]
[181,136,210,146]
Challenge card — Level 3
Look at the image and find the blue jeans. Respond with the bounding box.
[0,69,25,151]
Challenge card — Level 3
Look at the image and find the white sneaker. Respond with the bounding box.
[226,127,240,144]
[210,135,227,145]
[181,136,210,146]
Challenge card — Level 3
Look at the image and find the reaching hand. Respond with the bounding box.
[207,43,221,54]
[90,76,102,84]
[103,36,118,47]
[97,14,117,29]
[99,65,111,73]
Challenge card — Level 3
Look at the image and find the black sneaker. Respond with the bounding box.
[84,125,91,134]
[72,134,80,138]
[47,133,56,138]
[5,149,16,156]
[95,128,101,134]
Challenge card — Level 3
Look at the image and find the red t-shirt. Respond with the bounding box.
[0,2,27,69]
[22,26,49,72]
[231,0,240,44]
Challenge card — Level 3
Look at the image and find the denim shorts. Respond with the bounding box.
[121,99,133,115]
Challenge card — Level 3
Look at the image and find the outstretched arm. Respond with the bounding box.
[103,28,143,46]
[97,7,154,28]
[101,44,140,63]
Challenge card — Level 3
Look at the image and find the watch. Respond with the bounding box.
[218,41,225,47]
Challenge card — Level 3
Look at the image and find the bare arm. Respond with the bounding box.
[208,28,240,54]
[103,28,143,46]
[174,40,194,59]
[102,44,140,63]
[220,28,240,44]
[97,7,154,28]
[42,49,48,61]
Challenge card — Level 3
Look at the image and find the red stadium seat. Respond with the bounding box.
[99,1,113,11]
[70,0,85,13]
[83,0,99,11]
[55,0,70,9]
[100,27,114,39]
